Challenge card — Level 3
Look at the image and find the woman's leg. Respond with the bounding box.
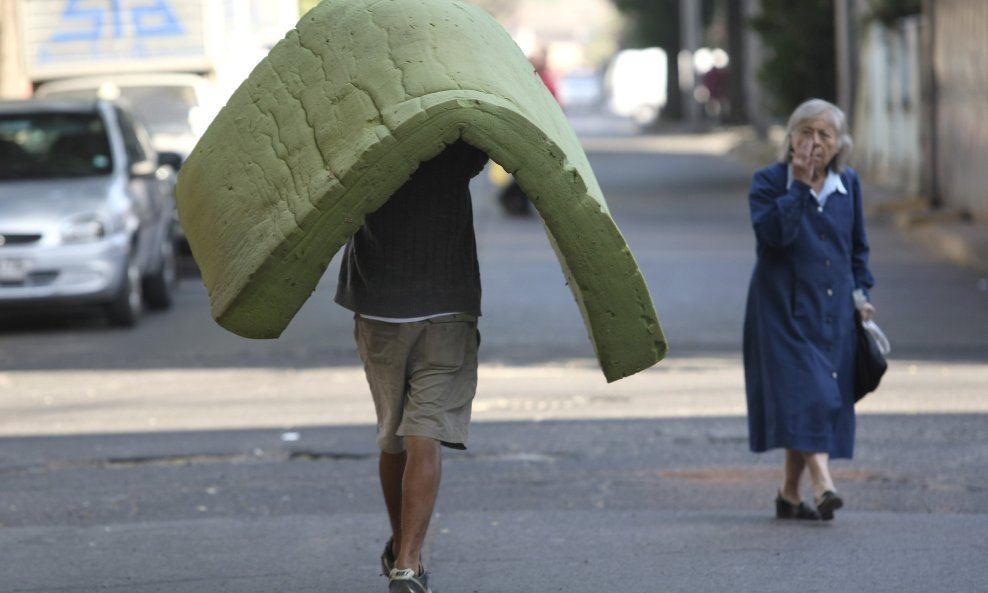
[780,449,806,503]
[803,452,836,500]
[804,452,843,519]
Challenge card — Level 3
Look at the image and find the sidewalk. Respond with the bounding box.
[872,195,988,275]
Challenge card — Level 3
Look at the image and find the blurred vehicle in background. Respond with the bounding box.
[14,0,296,106]
[35,73,219,254]
[0,99,181,326]
[604,47,668,126]
[559,69,604,112]
[693,47,731,120]
[34,73,219,162]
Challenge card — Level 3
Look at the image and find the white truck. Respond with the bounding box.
[16,0,299,157]
[19,0,297,95]
[603,47,668,127]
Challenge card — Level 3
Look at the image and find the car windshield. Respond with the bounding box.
[0,112,113,180]
[42,85,198,135]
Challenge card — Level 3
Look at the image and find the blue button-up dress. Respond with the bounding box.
[743,162,875,459]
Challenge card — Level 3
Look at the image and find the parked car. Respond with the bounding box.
[33,74,219,256]
[0,99,181,326]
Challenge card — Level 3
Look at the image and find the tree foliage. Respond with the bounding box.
[610,0,681,49]
[748,0,836,117]
[610,0,721,48]
[864,0,922,26]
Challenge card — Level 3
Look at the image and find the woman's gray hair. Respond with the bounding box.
[780,98,853,172]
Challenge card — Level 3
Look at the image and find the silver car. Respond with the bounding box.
[0,99,180,326]
[34,74,221,255]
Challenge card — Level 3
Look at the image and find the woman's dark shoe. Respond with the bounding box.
[775,492,821,520]
[815,490,844,521]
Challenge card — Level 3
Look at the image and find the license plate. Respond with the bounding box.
[0,258,26,282]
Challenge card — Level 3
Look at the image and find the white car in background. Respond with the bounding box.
[0,99,181,326]
[604,48,668,126]
[34,73,220,162]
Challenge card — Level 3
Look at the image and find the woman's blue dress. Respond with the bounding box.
[743,163,875,459]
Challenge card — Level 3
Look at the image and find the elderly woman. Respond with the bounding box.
[743,98,876,521]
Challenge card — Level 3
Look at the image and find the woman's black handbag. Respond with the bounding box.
[854,311,888,401]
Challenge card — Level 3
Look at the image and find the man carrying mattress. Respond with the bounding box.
[175,2,667,591]
[335,139,489,593]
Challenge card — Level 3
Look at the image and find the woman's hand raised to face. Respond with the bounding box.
[791,137,816,186]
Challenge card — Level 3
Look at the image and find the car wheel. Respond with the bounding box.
[106,257,143,327]
[144,235,178,310]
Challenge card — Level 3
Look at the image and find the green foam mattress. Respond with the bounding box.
[175,0,667,382]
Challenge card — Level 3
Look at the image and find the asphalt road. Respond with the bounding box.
[1,116,986,592]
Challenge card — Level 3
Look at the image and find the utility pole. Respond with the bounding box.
[679,0,701,128]
[742,0,768,138]
[726,0,745,124]
[835,0,866,125]
[919,0,939,207]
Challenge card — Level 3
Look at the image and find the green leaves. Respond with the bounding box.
[748,0,836,117]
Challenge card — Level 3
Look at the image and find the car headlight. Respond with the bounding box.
[61,214,107,243]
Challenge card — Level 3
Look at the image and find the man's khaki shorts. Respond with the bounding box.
[355,314,479,454]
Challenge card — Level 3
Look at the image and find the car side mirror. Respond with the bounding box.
[130,158,157,177]
[157,151,183,171]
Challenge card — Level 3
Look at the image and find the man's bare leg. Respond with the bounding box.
[380,450,407,559]
[395,436,442,572]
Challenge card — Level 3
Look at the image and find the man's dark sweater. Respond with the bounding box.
[335,140,488,318]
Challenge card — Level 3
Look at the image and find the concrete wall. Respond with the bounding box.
[852,18,922,196]
[852,1,988,221]
[932,0,988,219]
